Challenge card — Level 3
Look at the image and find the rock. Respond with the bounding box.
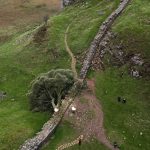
[131,69,141,78]
[131,54,144,66]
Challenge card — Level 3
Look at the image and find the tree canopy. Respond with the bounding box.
[29,69,75,112]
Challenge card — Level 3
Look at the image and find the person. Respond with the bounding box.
[122,98,126,104]
[78,135,83,146]
[78,138,82,146]
[120,72,124,78]
[3,92,7,96]
[43,15,49,25]
[113,141,119,148]
[117,97,121,102]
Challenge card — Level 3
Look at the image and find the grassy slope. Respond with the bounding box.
[0,37,50,149]
[1,0,149,149]
[96,0,150,150]
[38,0,121,149]
[42,0,122,149]
[0,0,116,149]
[113,0,150,58]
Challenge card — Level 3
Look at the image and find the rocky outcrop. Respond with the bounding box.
[91,31,114,70]
[19,98,73,150]
[80,0,131,79]
[62,0,78,7]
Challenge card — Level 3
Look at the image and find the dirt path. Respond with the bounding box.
[64,79,118,150]
[65,25,78,79]
[64,24,117,149]
[83,80,118,150]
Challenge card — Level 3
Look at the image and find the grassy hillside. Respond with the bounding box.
[0,0,119,149]
[96,0,150,150]
[0,0,149,149]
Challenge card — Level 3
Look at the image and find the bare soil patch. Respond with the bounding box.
[64,79,118,150]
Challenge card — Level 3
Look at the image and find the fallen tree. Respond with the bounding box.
[29,69,75,112]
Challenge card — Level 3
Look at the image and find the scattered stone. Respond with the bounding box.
[80,0,131,79]
[131,54,144,66]
[131,69,141,78]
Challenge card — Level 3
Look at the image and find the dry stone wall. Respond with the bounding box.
[80,0,131,79]
[19,98,73,150]
[19,1,131,149]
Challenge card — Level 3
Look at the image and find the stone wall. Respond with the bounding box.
[19,1,131,149]
[80,0,131,79]
[19,98,73,150]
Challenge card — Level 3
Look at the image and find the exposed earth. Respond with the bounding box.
[62,18,117,150]
[64,79,117,150]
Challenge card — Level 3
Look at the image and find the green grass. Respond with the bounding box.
[42,121,109,150]
[42,121,77,150]
[0,41,50,150]
[46,0,150,149]
[67,0,120,54]
[95,68,150,150]
[112,0,150,58]
[95,1,150,150]
[1,0,149,149]
[0,0,119,149]
[47,0,120,72]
